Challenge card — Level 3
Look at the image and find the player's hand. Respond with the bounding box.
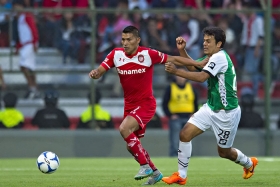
[89,69,101,79]
[176,37,186,50]
[165,62,177,74]
[195,57,209,69]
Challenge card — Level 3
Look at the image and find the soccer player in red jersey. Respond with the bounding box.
[89,25,207,185]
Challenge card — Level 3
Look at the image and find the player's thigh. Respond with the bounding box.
[125,101,156,138]
[211,106,241,148]
[188,104,212,131]
[119,115,140,132]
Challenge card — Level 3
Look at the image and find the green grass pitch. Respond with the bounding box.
[0,157,279,187]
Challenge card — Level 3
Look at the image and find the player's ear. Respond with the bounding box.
[137,37,141,43]
[217,41,222,48]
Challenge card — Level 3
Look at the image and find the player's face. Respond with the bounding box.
[121,33,140,55]
[203,34,222,56]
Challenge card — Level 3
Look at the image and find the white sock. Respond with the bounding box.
[234,148,252,169]
[178,141,192,179]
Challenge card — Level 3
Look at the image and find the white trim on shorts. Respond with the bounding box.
[188,103,241,148]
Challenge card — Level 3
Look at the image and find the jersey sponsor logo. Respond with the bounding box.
[138,54,144,63]
[208,62,216,69]
[220,87,228,107]
[117,68,146,75]
[119,57,125,62]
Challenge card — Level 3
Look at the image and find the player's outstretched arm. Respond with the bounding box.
[165,62,209,83]
[89,66,106,79]
[166,55,208,69]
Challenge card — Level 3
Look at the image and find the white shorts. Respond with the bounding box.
[19,43,36,70]
[188,103,241,148]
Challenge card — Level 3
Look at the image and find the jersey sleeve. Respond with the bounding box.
[148,49,168,65]
[202,53,227,77]
[100,50,115,70]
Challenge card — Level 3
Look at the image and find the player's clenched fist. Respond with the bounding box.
[176,37,186,50]
[89,69,100,79]
[165,62,177,74]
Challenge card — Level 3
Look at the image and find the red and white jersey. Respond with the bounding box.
[101,46,168,107]
[17,13,39,49]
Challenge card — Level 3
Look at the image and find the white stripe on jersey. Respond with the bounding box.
[114,50,152,67]
[103,62,110,69]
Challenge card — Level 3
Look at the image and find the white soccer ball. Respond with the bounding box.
[36,151,60,174]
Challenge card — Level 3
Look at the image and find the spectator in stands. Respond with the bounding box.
[0,0,11,47]
[77,89,114,129]
[175,13,201,60]
[162,73,198,157]
[181,0,214,31]
[222,0,243,43]
[217,17,238,68]
[40,0,74,47]
[271,21,280,83]
[13,0,40,99]
[0,66,6,90]
[150,0,176,8]
[238,87,264,128]
[222,1,243,78]
[272,0,280,23]
[141,17,171,54]
[98,0,133,53]
[239,1,264,98]
[31,90,70,129]
[54,12,81,64]
[130,6,146,32]
[0,92,24,129]
[128,0,149,19]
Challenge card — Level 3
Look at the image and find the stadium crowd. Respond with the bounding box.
[1,0,280,97]
[0,0,280,130]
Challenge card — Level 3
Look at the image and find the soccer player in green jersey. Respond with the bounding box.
[162,26,258,185]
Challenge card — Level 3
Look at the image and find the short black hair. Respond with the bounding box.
[203,26,226,48]
[3,92,18,108]
[122,25,140,38]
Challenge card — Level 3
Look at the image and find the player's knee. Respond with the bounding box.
[179,130,192,142]
[218,149,231,159]
[119,125,126,136]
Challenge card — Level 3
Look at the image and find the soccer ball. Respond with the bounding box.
[36,151,60,174]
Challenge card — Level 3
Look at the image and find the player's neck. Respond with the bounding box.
[125,46,139,57]
[209,48,223,56]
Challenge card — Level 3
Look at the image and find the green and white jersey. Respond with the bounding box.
[198,50,238,111]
